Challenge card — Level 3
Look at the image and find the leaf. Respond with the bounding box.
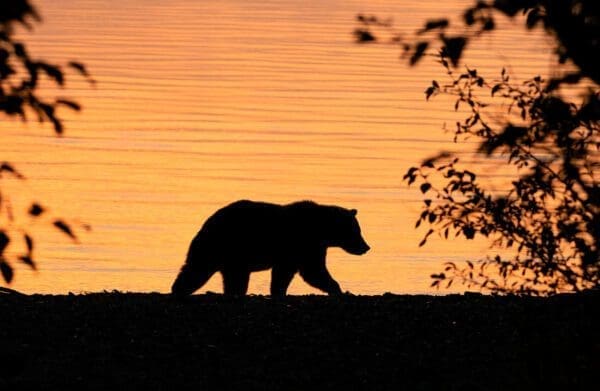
[463,8,475,25]
[491,84,502,96]
[441,36,467,67]
[50,116,64,134]
[463,226,475,239]
[68,61,94,84]
[13,43,27,58]
[422,159,435,168]
[0,162,25,179]
[37,102,54,118]
[24,234,33,253]
[0,261,13,284]
[425,86,436,100]
[418,19,449,34]
[0,231,9,254]
[18,255,36,270]
[354,29,375,43]
[56,99,81,111]
[428,213,436,223]
[420,183,432,193]
[38,62,64,85]
[404,167,418,180]
[464,170,476,181]
[419,229,434,247]
[410,41,428,65]
[29,203,45,217]
[482,18,495,31]
[68,61,87,74]
[1,95,24,116]
[53,220,78,242]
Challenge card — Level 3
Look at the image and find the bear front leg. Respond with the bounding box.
[222,269,251,296]
[299,264,343,296]
[270,266,296,297]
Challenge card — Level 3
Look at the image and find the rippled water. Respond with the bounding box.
[1,0,555,294]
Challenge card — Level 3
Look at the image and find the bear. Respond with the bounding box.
[171,200,370,297]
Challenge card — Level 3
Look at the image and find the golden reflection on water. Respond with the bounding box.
[0,0,554,294]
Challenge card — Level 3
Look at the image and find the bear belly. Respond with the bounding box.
[219,241,291,272]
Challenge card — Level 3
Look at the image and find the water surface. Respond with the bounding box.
[1,0,555,294]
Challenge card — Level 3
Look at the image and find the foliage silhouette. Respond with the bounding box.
[357,1,599,294]
[172,200,370,297]
[356,1,599,85]
[1,0,91,284]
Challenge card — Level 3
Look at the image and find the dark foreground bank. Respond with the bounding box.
[0,292,598,390]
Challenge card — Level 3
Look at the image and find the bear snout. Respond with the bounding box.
[344,240,370,255]
[359,243,371,254]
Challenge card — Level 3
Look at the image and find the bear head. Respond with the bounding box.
[327,207,370,255]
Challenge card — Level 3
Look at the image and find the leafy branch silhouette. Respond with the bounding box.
[1,0,93,284]
[356,0,599,294]
[404,59,599,294]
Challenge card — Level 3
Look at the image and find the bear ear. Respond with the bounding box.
[350,209,357,216]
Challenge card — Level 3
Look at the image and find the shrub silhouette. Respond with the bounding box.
[357,0,599,294]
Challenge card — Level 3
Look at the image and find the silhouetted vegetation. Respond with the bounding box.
[1,1,92,283]
[357,1,599,294]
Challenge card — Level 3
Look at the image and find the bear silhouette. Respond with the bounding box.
[171,200,370,296]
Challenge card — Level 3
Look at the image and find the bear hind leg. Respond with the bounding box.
[270,266,296,297]
[171,263,217,297]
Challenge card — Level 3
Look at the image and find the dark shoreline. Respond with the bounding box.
[1,292,598,390]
